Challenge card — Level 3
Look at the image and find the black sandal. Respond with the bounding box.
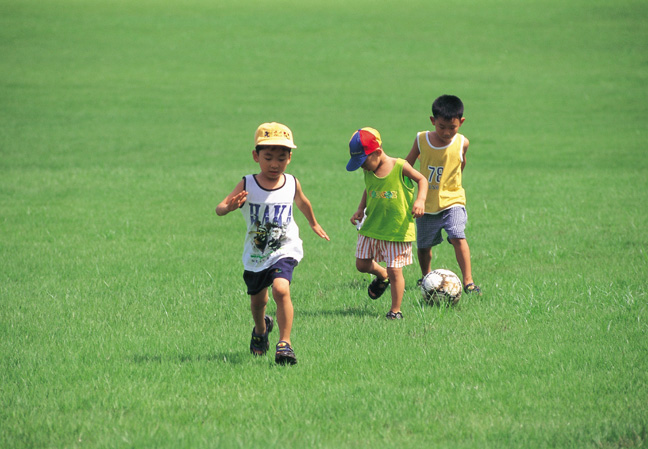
[275,341,297,366]
[250,315,273,356]
[368,277,390,300]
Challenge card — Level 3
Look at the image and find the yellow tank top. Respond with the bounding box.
[417,132,466,214]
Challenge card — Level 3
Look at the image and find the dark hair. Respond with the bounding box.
[255,145,292,154]
[432,95,464,120]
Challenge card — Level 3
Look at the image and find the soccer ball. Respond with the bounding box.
[420,269,463,306]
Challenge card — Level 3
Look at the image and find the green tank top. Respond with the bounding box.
[359,158,416,242]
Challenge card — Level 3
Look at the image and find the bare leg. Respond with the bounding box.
[417,247,433,277]
[271,278,293,345]
[250,289,269,335]
[386,267,405,313]
[450,238,473,287]
[356,258,388,281]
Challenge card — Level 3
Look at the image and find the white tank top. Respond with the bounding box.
[239,174,303,271]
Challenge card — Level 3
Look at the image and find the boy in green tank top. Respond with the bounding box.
[346,128,428,319]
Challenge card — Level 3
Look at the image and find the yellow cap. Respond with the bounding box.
[254,122,296,149]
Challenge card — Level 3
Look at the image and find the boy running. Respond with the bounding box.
[216,122,329,365]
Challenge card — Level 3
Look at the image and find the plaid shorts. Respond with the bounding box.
[416,206,467,248]
[355,234,413,268]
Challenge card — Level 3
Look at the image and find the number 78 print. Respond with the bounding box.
[427,166,443,185]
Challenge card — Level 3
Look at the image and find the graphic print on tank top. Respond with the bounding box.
[248,204,292,254]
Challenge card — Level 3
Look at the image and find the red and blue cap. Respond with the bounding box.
[346,127,382,171]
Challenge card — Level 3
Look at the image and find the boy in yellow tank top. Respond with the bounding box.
[405,95,481,294]
[347,127,428,319]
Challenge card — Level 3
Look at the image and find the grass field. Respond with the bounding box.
[1,0,647,447]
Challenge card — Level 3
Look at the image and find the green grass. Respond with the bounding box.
[1,0,647,447]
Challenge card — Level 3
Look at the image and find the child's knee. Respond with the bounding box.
[449,237,467,247]
[250,290,268,308]
[386,267,403,281]
[272,278,291,299]
[417,247,432,256]
[356,258,372,273]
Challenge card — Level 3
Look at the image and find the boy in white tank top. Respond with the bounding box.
[216,123,329,365]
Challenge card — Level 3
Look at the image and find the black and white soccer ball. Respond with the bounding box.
[420,269,463,306]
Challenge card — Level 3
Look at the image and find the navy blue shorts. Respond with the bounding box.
[243,257,298,295]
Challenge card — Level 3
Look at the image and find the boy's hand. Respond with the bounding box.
[412,199,425,218]
[350,209,365,226]
[226,190,248,212]
[216,179,247,216]
[311,223,330,241]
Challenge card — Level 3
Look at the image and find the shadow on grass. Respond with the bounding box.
[131,351,248,365]
[347,278,365,288]
[299,306,377,318]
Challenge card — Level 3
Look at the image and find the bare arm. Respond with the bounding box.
[350,190,367,226]
[294,178,330,241]
[216,179,246,216]
[405,137,420,168]
[402,161,428,218]
[461,137,470,171]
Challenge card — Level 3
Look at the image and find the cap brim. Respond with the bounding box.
[256,139,297,149]
[346,155,366,171]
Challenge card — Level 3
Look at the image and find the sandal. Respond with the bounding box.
[275,341,297,365]
[464,283,482,295]
[250,315,274,356]
[368,277,390,300]
[386,311,403,320]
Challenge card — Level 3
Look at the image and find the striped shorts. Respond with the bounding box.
[355,234,413,268]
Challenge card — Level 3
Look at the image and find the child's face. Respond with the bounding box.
[360,150,381,172]
[253,146,292,180]
[431,116,465,144]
